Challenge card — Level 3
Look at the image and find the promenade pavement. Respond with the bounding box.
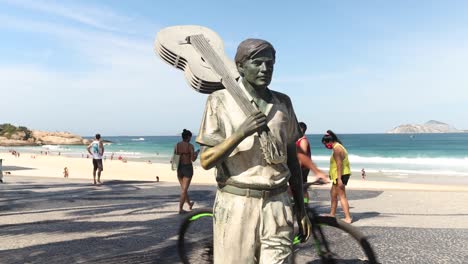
[0,175,467,263]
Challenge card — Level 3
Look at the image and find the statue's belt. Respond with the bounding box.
[218,184,288,199]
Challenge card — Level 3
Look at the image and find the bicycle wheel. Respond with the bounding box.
[177,208,214,264]
[294,215,378,264]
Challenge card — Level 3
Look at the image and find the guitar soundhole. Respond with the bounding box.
[200,56,211,69]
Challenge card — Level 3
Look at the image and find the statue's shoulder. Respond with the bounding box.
[207,89,231,105]
[210,89,229,97]
[270,90,292,105]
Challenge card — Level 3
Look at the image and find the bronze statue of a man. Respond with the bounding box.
[197,39,311,263]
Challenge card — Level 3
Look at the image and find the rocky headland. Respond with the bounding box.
[387,120,464,134]
[0,124,87,146]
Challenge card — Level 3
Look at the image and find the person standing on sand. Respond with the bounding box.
[361,168,366,180]
[63,167,69,178]
[175,129,199,214]
[322,130,352,224]
[87,134,104,185]
[296,122,328,204]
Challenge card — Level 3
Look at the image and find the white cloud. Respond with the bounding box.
[0,0,132,32]
[0,4,208,136]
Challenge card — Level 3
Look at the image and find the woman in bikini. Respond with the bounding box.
[175,129,199,214]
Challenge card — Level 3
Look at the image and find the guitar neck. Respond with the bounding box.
[189,34,256,116]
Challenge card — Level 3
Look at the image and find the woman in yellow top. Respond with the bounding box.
[322,130,352,223]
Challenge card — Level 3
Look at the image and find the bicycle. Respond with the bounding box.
[177,181,378,264]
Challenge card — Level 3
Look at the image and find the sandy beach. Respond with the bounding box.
[1,151,468,192]
[1,151,468,263]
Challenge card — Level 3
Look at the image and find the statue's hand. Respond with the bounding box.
[239,110,267,138]
[297,209,312,242]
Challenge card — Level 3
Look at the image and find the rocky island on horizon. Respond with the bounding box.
[0,123,88,146]
[387,120,466,134]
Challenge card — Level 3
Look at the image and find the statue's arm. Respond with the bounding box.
[287,142,311,241]
[199,132,245,170]
[287,142,305,212]
[200,110,267,170]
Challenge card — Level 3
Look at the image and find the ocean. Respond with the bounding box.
[2,133,468,177]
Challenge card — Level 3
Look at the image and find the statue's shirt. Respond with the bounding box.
[196,80,301,189]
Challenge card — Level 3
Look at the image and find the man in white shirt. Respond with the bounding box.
[87,133,104,185]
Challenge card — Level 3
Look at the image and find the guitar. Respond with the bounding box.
[155,25,285,164]
[155,25,238,94]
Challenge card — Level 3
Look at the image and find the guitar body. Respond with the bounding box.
[155,25,239,94]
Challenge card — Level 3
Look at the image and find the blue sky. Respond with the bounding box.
[1,0,467,136]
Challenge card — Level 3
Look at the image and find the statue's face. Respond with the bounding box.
[239,49,274,88]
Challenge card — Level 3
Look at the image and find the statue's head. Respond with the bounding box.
[235,39,276,88]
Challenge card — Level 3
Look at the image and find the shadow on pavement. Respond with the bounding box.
[0,178,215,264]
[3,165,36,171]
[0,178,390,263]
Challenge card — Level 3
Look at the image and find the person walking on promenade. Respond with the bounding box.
[197,39,311,263]
[87,134,104,185]
[322,130,352,223]
[296,121,328,203]
[175,129,199,214]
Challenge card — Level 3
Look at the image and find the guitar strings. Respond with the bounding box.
[191,35,255,115]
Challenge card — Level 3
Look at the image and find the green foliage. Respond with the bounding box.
[0,123,16,138]
[0,123,32,139]
[18,126,32,140]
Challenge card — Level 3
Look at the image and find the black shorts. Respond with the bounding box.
[93,159,103,171]
[177,163,193,178]
[333,174,350,185]
[301,168,310,183]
